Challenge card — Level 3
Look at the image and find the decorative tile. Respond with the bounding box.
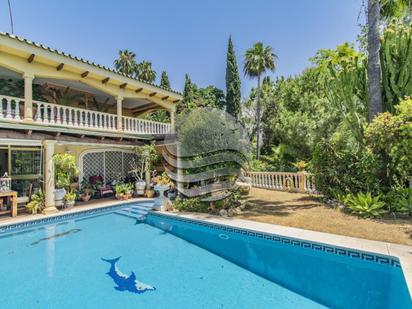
[148,213,402,269]
[0,208,402,270]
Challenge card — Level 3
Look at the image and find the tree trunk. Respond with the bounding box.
[367,0,383,122]
[256,75,261,160]
[410,0,412,20]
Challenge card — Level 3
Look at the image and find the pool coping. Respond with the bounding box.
[155,211,412,299]
[1,204,411,300]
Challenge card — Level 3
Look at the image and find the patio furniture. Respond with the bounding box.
[100,186,114,198]
[89,175,113,198]
[0,191,17,217]
[17,184,33,207]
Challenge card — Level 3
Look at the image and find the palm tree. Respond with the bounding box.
[243,42,277,160]
[367,0,383,122]
[114,50,137,76]
[136,61,157,83]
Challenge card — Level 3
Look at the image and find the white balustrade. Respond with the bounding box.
[244,171,317,194]
[0,95,171,135]
[0,95,23,120]
[122,116,171,135]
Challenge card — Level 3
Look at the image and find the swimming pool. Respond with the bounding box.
[0,203,410,308]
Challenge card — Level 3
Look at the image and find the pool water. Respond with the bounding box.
[0,206,410,309]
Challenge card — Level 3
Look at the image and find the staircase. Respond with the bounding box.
[115,202,155,220]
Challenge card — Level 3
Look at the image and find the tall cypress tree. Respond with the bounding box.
[225,36,241,119]
[178,74,197,113]
[160,71,171,90]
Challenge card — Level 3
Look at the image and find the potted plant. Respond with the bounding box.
[53,154,79,207]
[80,189,91,202]
[146,184,155,198]
[124,183,134,200]
[80,178,95,202]
[115,183,125,200]
[64,191,77,208]
[26,189,45,214]
[129,143,158,196]
[153,173,172,211]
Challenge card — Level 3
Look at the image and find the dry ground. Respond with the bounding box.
[238,188,412,246]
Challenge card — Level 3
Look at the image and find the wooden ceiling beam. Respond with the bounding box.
[27,54,35,63]
[120,82,127,89]
[135,88,143,93]
[133,105,161,115]
[56,63,64,71]
[173,99,180,103]
[131,103,156,112]
[102,77,110,84]
[149,92,157,97]
[162,96,169,101]
[81,71,89,78]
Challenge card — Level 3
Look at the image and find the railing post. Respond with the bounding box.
[116,96,123,131]
[23,73,34,121]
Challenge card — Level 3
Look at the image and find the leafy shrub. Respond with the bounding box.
[344,192,386,218]
[64,191,77,202]
[115,183,134,194]
[365,99,412,191]
[53,154,79,189]
[311,130,380,198]
[26,189,45,214]
[386,188,412,214]
[173,197,209,213]
[213,190,243,209]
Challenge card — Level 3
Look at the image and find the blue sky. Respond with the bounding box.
[0,0,363,96]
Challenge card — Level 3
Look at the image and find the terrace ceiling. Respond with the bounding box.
[0,32,181,113]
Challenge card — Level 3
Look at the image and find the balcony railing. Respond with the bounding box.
[0,95,171,135]
[244,171,317,194]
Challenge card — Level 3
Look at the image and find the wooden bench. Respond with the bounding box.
[0,191,18,217]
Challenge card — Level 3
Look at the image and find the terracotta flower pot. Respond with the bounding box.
[116,193,124,200]
[81,194,91,202]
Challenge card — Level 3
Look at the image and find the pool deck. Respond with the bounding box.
[1,202,411,299]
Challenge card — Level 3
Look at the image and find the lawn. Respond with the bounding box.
[238,188,412,246]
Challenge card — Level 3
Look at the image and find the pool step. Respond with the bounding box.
[115,203,155,220]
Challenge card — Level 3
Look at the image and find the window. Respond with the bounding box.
[0,145,43,196]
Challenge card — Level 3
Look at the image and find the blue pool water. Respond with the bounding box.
[0,204,410,309]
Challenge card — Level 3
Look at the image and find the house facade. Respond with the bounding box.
[0,32,181,214]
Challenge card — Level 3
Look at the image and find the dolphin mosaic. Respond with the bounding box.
[101,257,156,294]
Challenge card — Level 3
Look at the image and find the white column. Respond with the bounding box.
[116,96,123,131]
[23,73,34,121]
[42,140,58,215]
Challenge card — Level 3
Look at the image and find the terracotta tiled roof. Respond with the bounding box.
[0,32,181,96]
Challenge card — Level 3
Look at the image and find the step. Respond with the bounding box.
[129,209,147,215]
[115,210,146,220]
[122,206,153,213]
[130,204,154,209]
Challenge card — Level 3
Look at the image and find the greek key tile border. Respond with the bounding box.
[0,208,402,270]
[148,213,401,269]
[0,204,129,235]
